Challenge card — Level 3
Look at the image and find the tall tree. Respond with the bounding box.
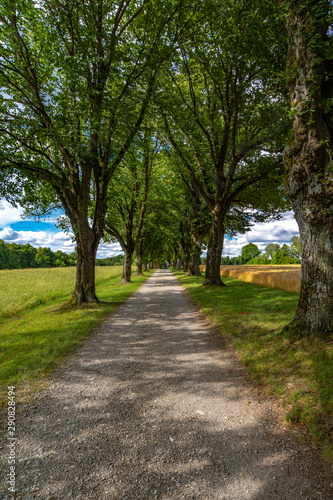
[272,0,333,336]
[104,128,158,283]
[155,0,290,285]
[0,0,195,303]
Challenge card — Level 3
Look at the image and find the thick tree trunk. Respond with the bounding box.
[280,2,333,336]
[135,239,145,275]
[176,258,182,270]
[121,250,133,283]
[72,228,99,304]
[284,213,333,336]
[136,252,144,275]
[183,259,189,273]
[188,251,202,276]
[203,211,226,286]
[187,234,202,276]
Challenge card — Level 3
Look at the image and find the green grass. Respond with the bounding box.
[0,266,149,404]
[174,271,333,459]
[0,266,125,322]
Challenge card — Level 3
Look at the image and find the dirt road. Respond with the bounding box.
[2,270,332,499]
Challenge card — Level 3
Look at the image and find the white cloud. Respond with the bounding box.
[97,242,123,258]
[0,226,123,257]
[222,211,299,257]
[0,201,25,226]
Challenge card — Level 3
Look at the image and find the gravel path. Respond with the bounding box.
[1,270,333,499]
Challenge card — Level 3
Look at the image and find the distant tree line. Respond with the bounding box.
[0,240,124,269]
[0,239,77,269]
[216,236,301,266]
[0,239,126,270]
[95,255,125,267]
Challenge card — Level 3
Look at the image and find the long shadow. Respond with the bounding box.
[5,270,332,499]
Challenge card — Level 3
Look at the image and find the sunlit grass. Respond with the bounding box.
[0,266,124,321]
[174,271,333,459]
[0,267,148,404]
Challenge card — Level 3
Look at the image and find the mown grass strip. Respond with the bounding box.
[174,271,333,459]
[0,267,149,405]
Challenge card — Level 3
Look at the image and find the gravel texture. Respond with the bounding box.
[1,269,333,499]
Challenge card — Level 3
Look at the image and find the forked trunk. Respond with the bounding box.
[204,213,226,286]
[121,250,133,284]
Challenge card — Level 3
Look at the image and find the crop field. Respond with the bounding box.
[200,265,301,293]
[0,266,148,403]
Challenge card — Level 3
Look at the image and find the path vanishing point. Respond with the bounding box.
[1,270,333,499]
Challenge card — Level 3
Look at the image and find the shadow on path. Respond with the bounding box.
[4,270,332,499]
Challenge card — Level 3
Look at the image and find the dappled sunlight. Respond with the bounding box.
[13,270,332,498]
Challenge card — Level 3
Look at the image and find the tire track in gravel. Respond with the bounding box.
[1,270,332,499]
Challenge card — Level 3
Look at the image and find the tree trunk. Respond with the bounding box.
[135,239,145,275]
[176,258,182,270]
[121,250,133,283]
[72,227,100,304]
[143,262,148,271]
[283,214,333,336]
[187,234,202,276]
[136,255,144,275]
[188,251,201,276]
[183,259,189,273]
[203,211,226,286]
[280,1,333,336]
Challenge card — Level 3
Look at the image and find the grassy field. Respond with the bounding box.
[0,266,125,322]
[0,266,149,404]
[174,271,333,459]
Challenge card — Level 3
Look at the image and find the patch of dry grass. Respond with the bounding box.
[200,265,301,293]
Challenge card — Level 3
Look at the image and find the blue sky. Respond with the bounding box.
[0,199,299,258]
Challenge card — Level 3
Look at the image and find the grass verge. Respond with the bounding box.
[0,267,149,405]
[174,271,333,459]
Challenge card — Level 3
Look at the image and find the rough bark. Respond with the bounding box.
[70,215,101,303]
[203,211,226,286]
[136,252,144,275]
[279,0,333,336]
[73,239,99,303]
[121,250,133,284]
[186,186,204,276]
[187,235,202,276]
[183,259,190,273]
